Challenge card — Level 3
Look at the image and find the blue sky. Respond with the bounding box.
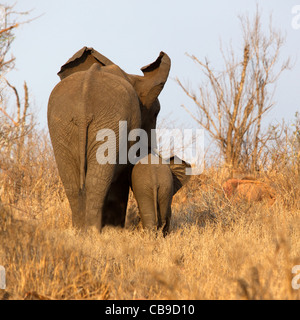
[5,0,300,131]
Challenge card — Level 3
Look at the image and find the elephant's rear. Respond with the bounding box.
[48,74,86,190]
[131,158,173,233]
[48,75,85,227]
[47,65,141,230]
[48,65,141,182]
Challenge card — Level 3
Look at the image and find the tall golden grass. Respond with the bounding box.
[0,128,300,300]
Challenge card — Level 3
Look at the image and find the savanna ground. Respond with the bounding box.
[0,130,299,300]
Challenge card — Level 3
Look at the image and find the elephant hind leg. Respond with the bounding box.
[162,207,172,237]
[84,162,116,232]
[67,187,86,228]
[54,152,85,229]
[157,189,173,236]
[49,119,86,228]
[134,195,157,231]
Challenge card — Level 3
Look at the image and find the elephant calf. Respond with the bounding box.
[131,153,190,236]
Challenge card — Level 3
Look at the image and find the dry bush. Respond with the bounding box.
[0,210,109,300]
[262,115,300,210]
[177,8,291,171]
[0,128,66,223]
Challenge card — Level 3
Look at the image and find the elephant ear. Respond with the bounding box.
[57,46,114,80]
[169,156,191,195]
[130,52,171,108]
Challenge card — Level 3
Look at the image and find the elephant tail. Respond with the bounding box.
[153,185,159,227]
[78,120,87,191]
[77,113,93,191]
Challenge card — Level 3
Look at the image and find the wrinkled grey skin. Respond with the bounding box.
[131,153,191,236]
[47,47,171,232]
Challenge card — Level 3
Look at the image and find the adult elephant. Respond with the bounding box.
[48,47,171,232]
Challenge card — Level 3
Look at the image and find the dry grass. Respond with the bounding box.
[1,145,300,300]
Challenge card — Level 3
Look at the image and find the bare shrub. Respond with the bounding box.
[177,8,291,172]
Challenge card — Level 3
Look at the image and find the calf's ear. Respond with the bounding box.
[168,156,191,195]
